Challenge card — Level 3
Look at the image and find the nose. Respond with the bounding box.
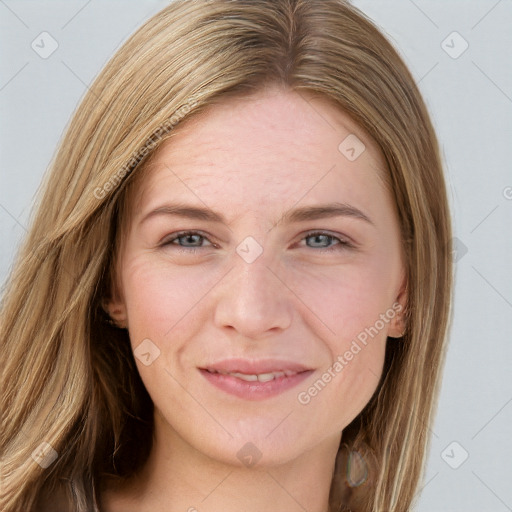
[212,250,293,340]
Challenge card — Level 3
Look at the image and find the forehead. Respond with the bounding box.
[128,87,389,221]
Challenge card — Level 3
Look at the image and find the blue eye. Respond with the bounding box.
[161,230,352,253]
[162,231,211,251]
[302,231,352,251]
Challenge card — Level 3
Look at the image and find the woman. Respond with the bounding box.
[0,0,453,511]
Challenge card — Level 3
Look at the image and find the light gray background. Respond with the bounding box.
[1,1,511,511]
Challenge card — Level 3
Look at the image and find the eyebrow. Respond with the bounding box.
[139,202,374,227]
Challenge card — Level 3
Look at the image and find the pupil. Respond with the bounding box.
[311,235,328,247]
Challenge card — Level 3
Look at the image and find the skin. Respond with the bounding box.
[102,85,407,512]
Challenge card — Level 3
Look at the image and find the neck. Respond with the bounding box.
[102,409,341,512]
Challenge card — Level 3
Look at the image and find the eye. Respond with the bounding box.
[301,231,353,251]
[161,231,214,252]
[160,230,353,253]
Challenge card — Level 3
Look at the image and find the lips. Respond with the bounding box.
[205,368,298,382]
[199,358,314,400]
[201,358,312,375]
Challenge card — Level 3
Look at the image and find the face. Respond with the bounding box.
[108,86,407,468]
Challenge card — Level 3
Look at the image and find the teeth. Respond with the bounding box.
[209,369,294,382]
[257,372,275,382]
[231,372,258,382]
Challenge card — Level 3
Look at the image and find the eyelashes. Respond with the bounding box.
[302,231,353,251]
[160,230,354,254]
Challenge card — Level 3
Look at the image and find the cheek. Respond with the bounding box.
[290,260,392,423]
[300,340,386,434]
[120,258,218,398]
[121,256,216,341]
[294,269,389,426]
[289,256,396,347]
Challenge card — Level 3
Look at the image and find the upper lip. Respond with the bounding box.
[200,358,313,375]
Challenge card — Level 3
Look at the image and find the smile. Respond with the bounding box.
[199,360,314,400]
[205,368,300,382]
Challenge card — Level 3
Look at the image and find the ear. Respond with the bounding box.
[388,272,408,339]
[102,287,128,329]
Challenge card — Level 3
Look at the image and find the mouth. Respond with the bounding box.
[198,359,314,400]
[204,368,301,382]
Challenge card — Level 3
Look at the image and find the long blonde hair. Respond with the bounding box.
[0,1,453,510]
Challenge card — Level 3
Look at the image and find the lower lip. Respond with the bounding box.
[199,369,314,401]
